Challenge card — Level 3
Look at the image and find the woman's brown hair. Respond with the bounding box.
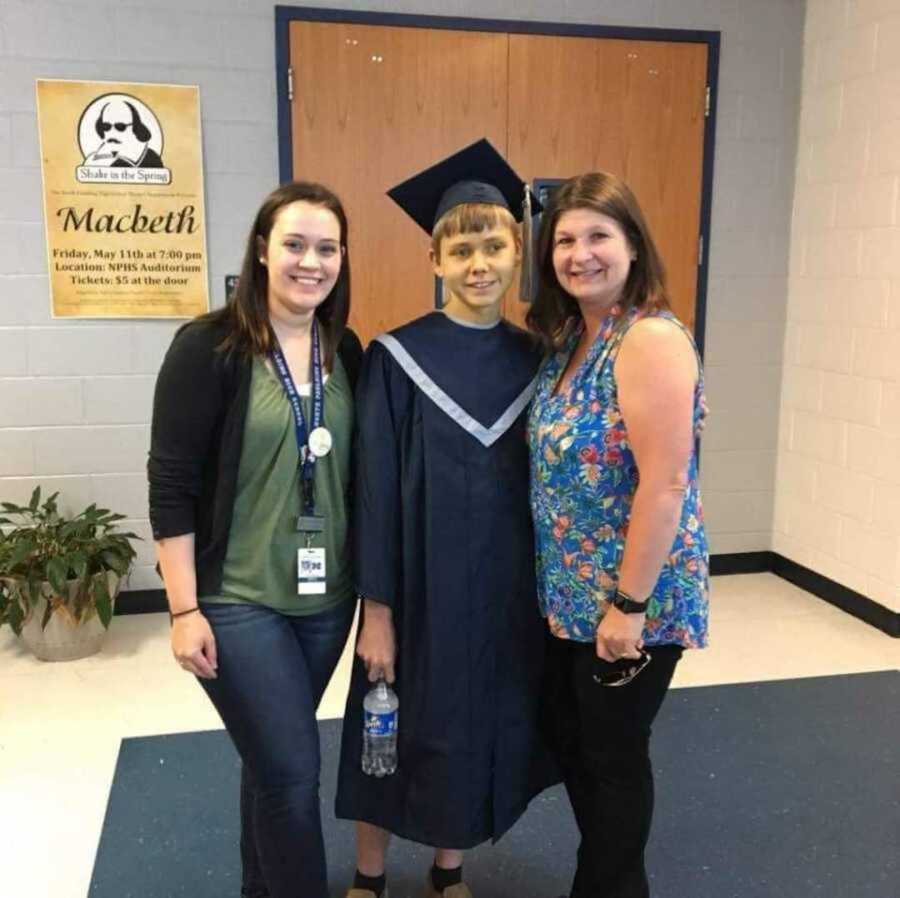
[206,181,351,369]
[526,172,670,351]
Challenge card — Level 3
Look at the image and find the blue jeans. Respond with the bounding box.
[198,600,355,898]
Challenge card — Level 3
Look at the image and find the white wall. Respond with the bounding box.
[774,0,900,613]
[0,0,805,594]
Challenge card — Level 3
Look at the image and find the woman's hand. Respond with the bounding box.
[171,612,218,679]
[357,600,396,683]
[156,535,216,678]
[595,605,645,662]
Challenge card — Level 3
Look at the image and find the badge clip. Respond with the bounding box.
[297,514,325,533]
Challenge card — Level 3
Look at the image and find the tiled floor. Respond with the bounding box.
[1,573,898,898]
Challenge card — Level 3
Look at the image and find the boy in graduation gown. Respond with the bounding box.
[336,140,558,898]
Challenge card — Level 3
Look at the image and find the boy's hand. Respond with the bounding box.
[357,599,396,683]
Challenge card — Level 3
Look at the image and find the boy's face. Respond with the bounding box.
[431,224,521,317]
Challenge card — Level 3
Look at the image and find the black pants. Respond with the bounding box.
[544,635,682,898]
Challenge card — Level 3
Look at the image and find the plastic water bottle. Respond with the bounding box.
[362,678,398,777]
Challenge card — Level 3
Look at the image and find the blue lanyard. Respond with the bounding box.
[269,320,324,517]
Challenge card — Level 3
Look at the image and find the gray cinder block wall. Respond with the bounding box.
[0,0,805,592]
[775,0,900,612]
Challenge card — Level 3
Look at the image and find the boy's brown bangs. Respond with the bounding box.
[431,203,516,251]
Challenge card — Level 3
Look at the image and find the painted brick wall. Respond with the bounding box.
[774,0,900,612]
[0,0,804,593]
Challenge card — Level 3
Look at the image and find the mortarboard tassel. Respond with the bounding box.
[521,183,534,302]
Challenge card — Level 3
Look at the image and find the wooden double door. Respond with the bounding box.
[289,20,709,344]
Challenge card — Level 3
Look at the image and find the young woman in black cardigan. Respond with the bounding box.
[148,181,362,898]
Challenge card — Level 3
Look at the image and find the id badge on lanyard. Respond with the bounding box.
[269,322,332,595]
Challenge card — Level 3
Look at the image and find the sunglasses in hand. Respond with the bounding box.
[591,649,652,687]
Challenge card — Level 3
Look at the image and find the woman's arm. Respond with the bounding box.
[148,321,226,540]
[595,317,698,661]
[156,533,218,679]
[148,321,226,677]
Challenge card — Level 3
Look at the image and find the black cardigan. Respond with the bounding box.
[147,316,363,598]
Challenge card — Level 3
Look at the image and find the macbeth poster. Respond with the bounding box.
[36,79,210,318]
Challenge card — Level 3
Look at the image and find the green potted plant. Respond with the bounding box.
[0,487,139,661]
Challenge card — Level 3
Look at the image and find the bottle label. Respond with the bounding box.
[364,709,397,737]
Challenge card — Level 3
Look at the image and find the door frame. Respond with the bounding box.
[274,5,720,356]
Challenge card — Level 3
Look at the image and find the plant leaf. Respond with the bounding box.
[7,596,24,635]
[59,521,81,540]
[103,548,134,573]
[7,539,33,571]
[94,575,113,629]
[29,486,41,513]
[69,552,89,580]
[46,557,69,596]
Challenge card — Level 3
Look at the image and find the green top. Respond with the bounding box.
[204,354,355,615]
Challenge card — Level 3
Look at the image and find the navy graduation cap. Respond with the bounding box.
[387,138,543,234]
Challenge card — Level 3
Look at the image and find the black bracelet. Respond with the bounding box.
[169,606,200,624]
[610,588,648,614]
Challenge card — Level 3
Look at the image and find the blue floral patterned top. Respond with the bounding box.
[527,306,709,648]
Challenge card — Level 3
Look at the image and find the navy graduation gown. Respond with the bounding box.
[335,312,558,848]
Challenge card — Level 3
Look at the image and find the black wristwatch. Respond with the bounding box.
[609,589,647,614]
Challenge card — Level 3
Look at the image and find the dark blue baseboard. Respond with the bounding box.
[122,552,899,637]
[709,550,773,575]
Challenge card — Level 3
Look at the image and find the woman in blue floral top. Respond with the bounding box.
[526,172,709,898]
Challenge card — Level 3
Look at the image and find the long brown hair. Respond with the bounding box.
[207,181,351,369]
[526,172,670,350]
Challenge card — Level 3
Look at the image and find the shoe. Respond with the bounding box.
[345,890,389,898]
[424,875,473,898]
